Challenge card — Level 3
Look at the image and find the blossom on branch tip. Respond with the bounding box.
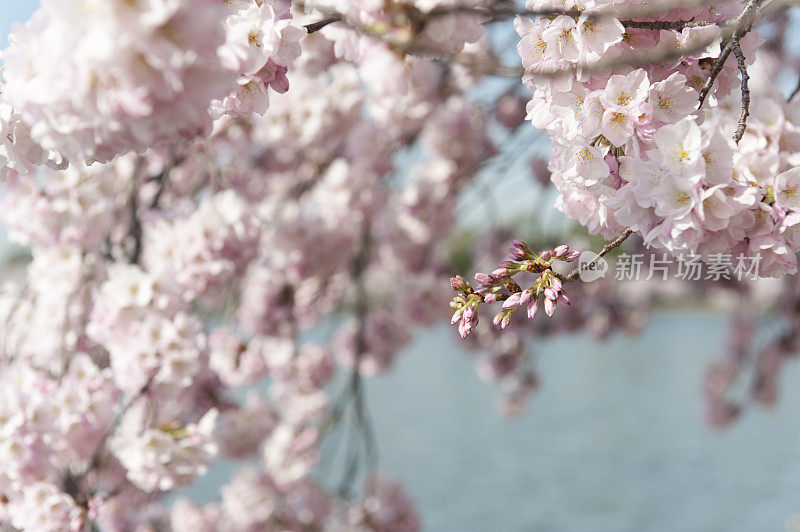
[452,242,581,337]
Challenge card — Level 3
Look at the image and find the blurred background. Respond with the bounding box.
[5,2,800,531]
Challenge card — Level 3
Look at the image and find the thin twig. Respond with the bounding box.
[621,20,715,30]
[148,154,184,210]
[70,378,153,509]
[698,39,734,106]
[788,77,800,102]
[127,156,145,265]
[337,223,378,497]
[560,229,635,283]
[731,39,751,144]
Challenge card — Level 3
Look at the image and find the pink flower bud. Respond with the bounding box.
[458,319,470,339]
[554,245,569,257]
[518,289,533,306]
[527,297,539,319]
[450,275,468,291]
[544,297,555,316]
[502,292,522,309]
[463,306,476,321]
[550,277,562,291]
[544,287,557,301]
[484,293,497,303]
[540,250,553,261]
[492,312,504,327]
[509,240,533,260]
[509,246,526,261]
[564,250,581,262]
[475,273,494,287]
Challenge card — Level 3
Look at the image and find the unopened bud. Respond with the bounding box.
[450,275,470,292]
[544,297,556,316]
[475,272,494,287]
[502,292,522,309]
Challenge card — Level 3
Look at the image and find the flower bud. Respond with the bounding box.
[502,292,522,309]
[544,297,556,317]
[492,268,509,278]
[492,312,504,327]
[509,240,533,260]
[450,275,468,292]
[463,306,476,322]
[458,319,470,339]
[475,272,494,287]
[527,297,539,319]
[508,245,526,260]
[518,289,533,306]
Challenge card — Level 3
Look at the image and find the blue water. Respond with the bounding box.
[361,313,800,531]
[184,312,800,530]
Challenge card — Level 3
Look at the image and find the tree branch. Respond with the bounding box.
[560,229,635,283]
[731,39,751,144]
[698,39,735,106]
[304,16,342,34]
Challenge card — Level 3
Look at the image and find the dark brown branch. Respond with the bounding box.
[425,0,714,24]
[127,156,145,265]
[529,0,764,79]
[699,39,735,107]
[148,154,184,210]
[621,20,714,30]
[304,15,342,34]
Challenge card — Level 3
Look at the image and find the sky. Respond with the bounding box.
[1,1,37,43]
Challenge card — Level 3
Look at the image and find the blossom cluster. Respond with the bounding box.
[213,0,305,117]
[451,228,651,416]
[1,0,304,165]
[450,241,580,339]
[516,1,800,277]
